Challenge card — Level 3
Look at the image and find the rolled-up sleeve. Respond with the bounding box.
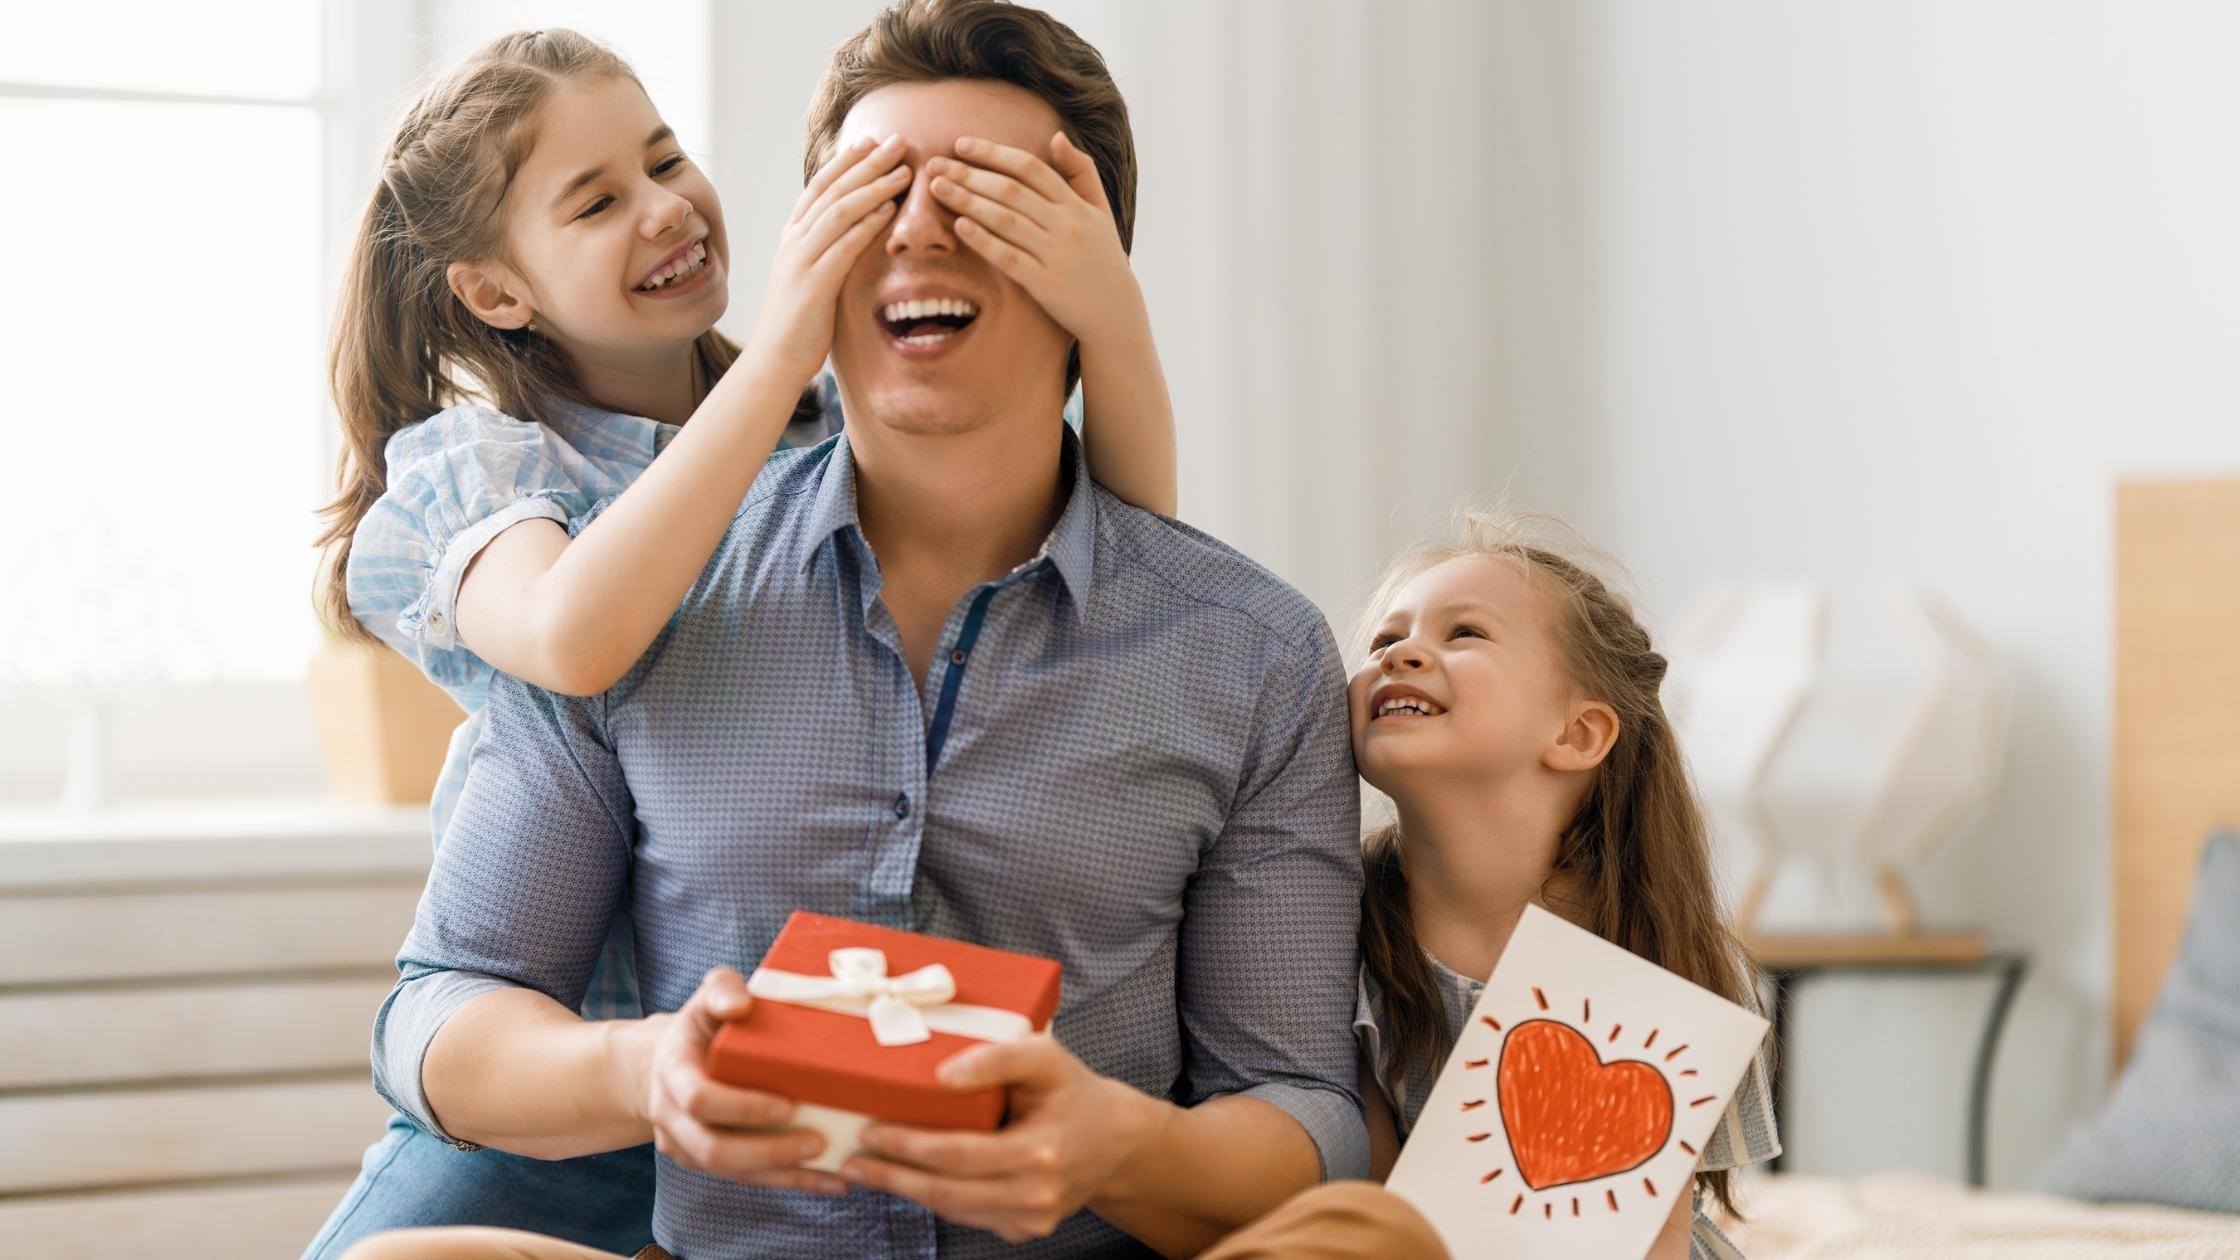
[370,671,637,1143]
[1176,621,1368,1181]
[344,405,600,694]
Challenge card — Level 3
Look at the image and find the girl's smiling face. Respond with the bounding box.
[451,75,728,359]
[1348,554,1580,791]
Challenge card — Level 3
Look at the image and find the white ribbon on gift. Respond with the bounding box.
[746,947,1036,1047]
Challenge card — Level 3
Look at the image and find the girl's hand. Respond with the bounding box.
[750,134,913,383]
[926,132,1145,348]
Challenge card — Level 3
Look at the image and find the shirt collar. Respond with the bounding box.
[803,425,1098,617]
[542,394,678,452]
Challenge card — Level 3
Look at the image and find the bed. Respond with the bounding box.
[1717,477,2240,1258]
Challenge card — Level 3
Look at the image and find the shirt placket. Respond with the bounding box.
[851,539,1027,934]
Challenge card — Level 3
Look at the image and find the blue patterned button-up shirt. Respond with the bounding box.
[345,386,844,1021]
[371,427,1368,1260]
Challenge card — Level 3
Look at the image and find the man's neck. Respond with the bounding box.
[851,412,1070,590]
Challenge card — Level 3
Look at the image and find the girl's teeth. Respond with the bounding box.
[639,242,707,291]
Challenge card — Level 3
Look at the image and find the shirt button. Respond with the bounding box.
[428,612,447,632]
[950,649,967,665]
[893,793,910,820]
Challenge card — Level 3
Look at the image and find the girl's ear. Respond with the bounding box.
[1544,699,1620,773]
[446,260,534,330]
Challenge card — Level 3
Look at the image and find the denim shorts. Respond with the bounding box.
[300,1112,656,1259]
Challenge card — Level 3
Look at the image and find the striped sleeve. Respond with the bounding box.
[344,404,606,694]
[1700,1046,1782,1172]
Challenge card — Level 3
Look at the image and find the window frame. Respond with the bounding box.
[0,0,422,806]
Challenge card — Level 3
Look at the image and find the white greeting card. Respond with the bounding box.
[1386,904,1770,1260]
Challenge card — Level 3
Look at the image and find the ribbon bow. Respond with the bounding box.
[748,947,1029,1047]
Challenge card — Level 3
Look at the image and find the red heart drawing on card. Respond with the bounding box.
[1496,1019,1674,1190]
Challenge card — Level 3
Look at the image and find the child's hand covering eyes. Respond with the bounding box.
[752,133,914,382]
[925,132,1138,349]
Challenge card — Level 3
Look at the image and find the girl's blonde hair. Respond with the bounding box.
[315,30,791,639]
[1355,510,1761,1217]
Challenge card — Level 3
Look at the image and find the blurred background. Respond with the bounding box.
[4,1,2239,1247]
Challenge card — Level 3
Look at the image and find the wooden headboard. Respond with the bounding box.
[2113,478,2240,1066]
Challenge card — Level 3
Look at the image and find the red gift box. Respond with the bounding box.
[707,912,1064,1135]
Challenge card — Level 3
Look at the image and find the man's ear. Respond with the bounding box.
[446,260,534,331]
[1544,700,1620,774]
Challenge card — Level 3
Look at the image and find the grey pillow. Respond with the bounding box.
[2035,830,2240,1212]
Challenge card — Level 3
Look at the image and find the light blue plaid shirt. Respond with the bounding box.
[371,426,1368,1260]
[344,384,843,1019]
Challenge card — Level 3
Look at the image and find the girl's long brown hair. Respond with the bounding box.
[314,29,809,639]
[1357,511,1763,1217]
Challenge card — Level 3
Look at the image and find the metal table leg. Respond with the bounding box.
[1966,955,2028,1187]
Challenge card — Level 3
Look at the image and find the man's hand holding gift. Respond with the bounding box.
[639,967,849,1196]
[842,1033,1168,1244]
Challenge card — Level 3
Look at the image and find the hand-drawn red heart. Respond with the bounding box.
[1496,1019,1674,1190]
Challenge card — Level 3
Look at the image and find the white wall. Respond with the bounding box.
[1567,0,2240,1186]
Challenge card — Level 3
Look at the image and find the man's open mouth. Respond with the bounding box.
[878,297,979,347]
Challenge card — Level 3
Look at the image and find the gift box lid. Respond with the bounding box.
[706,912,1064,1131]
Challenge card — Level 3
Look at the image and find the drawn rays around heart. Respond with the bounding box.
[1475,985,1701,1221]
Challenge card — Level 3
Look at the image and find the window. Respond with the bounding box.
[0,2,715,804]
[0,2,331,688]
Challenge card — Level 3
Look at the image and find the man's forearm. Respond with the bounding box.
[420,986,663,1158]
[1091,1094,1324,1259]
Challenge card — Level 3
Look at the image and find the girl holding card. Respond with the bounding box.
[1199,512,1780,1260]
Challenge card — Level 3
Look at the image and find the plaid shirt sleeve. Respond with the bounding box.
[343,404,608,695]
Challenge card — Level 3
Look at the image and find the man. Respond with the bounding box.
[355,4,1363,1257]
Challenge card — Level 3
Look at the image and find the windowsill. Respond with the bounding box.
[0,796,429,890]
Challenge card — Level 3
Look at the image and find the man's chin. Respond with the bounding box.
[853,381,999,438]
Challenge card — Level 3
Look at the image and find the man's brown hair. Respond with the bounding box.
[805,0,1137,394]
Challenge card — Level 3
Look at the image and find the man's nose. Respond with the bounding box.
[885,163,957,256]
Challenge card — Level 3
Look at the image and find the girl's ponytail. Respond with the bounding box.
[316,179,446,639]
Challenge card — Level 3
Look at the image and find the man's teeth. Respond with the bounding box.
[880,297,980,323]
[636,241,707,291]
[1376,697,1443,718]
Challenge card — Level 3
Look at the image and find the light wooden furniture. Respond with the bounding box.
[2112,477,2240,1068]
[1749,940,2026,1187]
[304,641,463,805]
[1746,932,1985,969]
[0,801,427,1258]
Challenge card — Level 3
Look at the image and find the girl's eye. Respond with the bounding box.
[1368,634,1398,652]
[575,196,611,220]
[654,155,685,176]
[1450,624,1485,640]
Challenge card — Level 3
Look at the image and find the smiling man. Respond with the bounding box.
[353,4,1364,1259]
